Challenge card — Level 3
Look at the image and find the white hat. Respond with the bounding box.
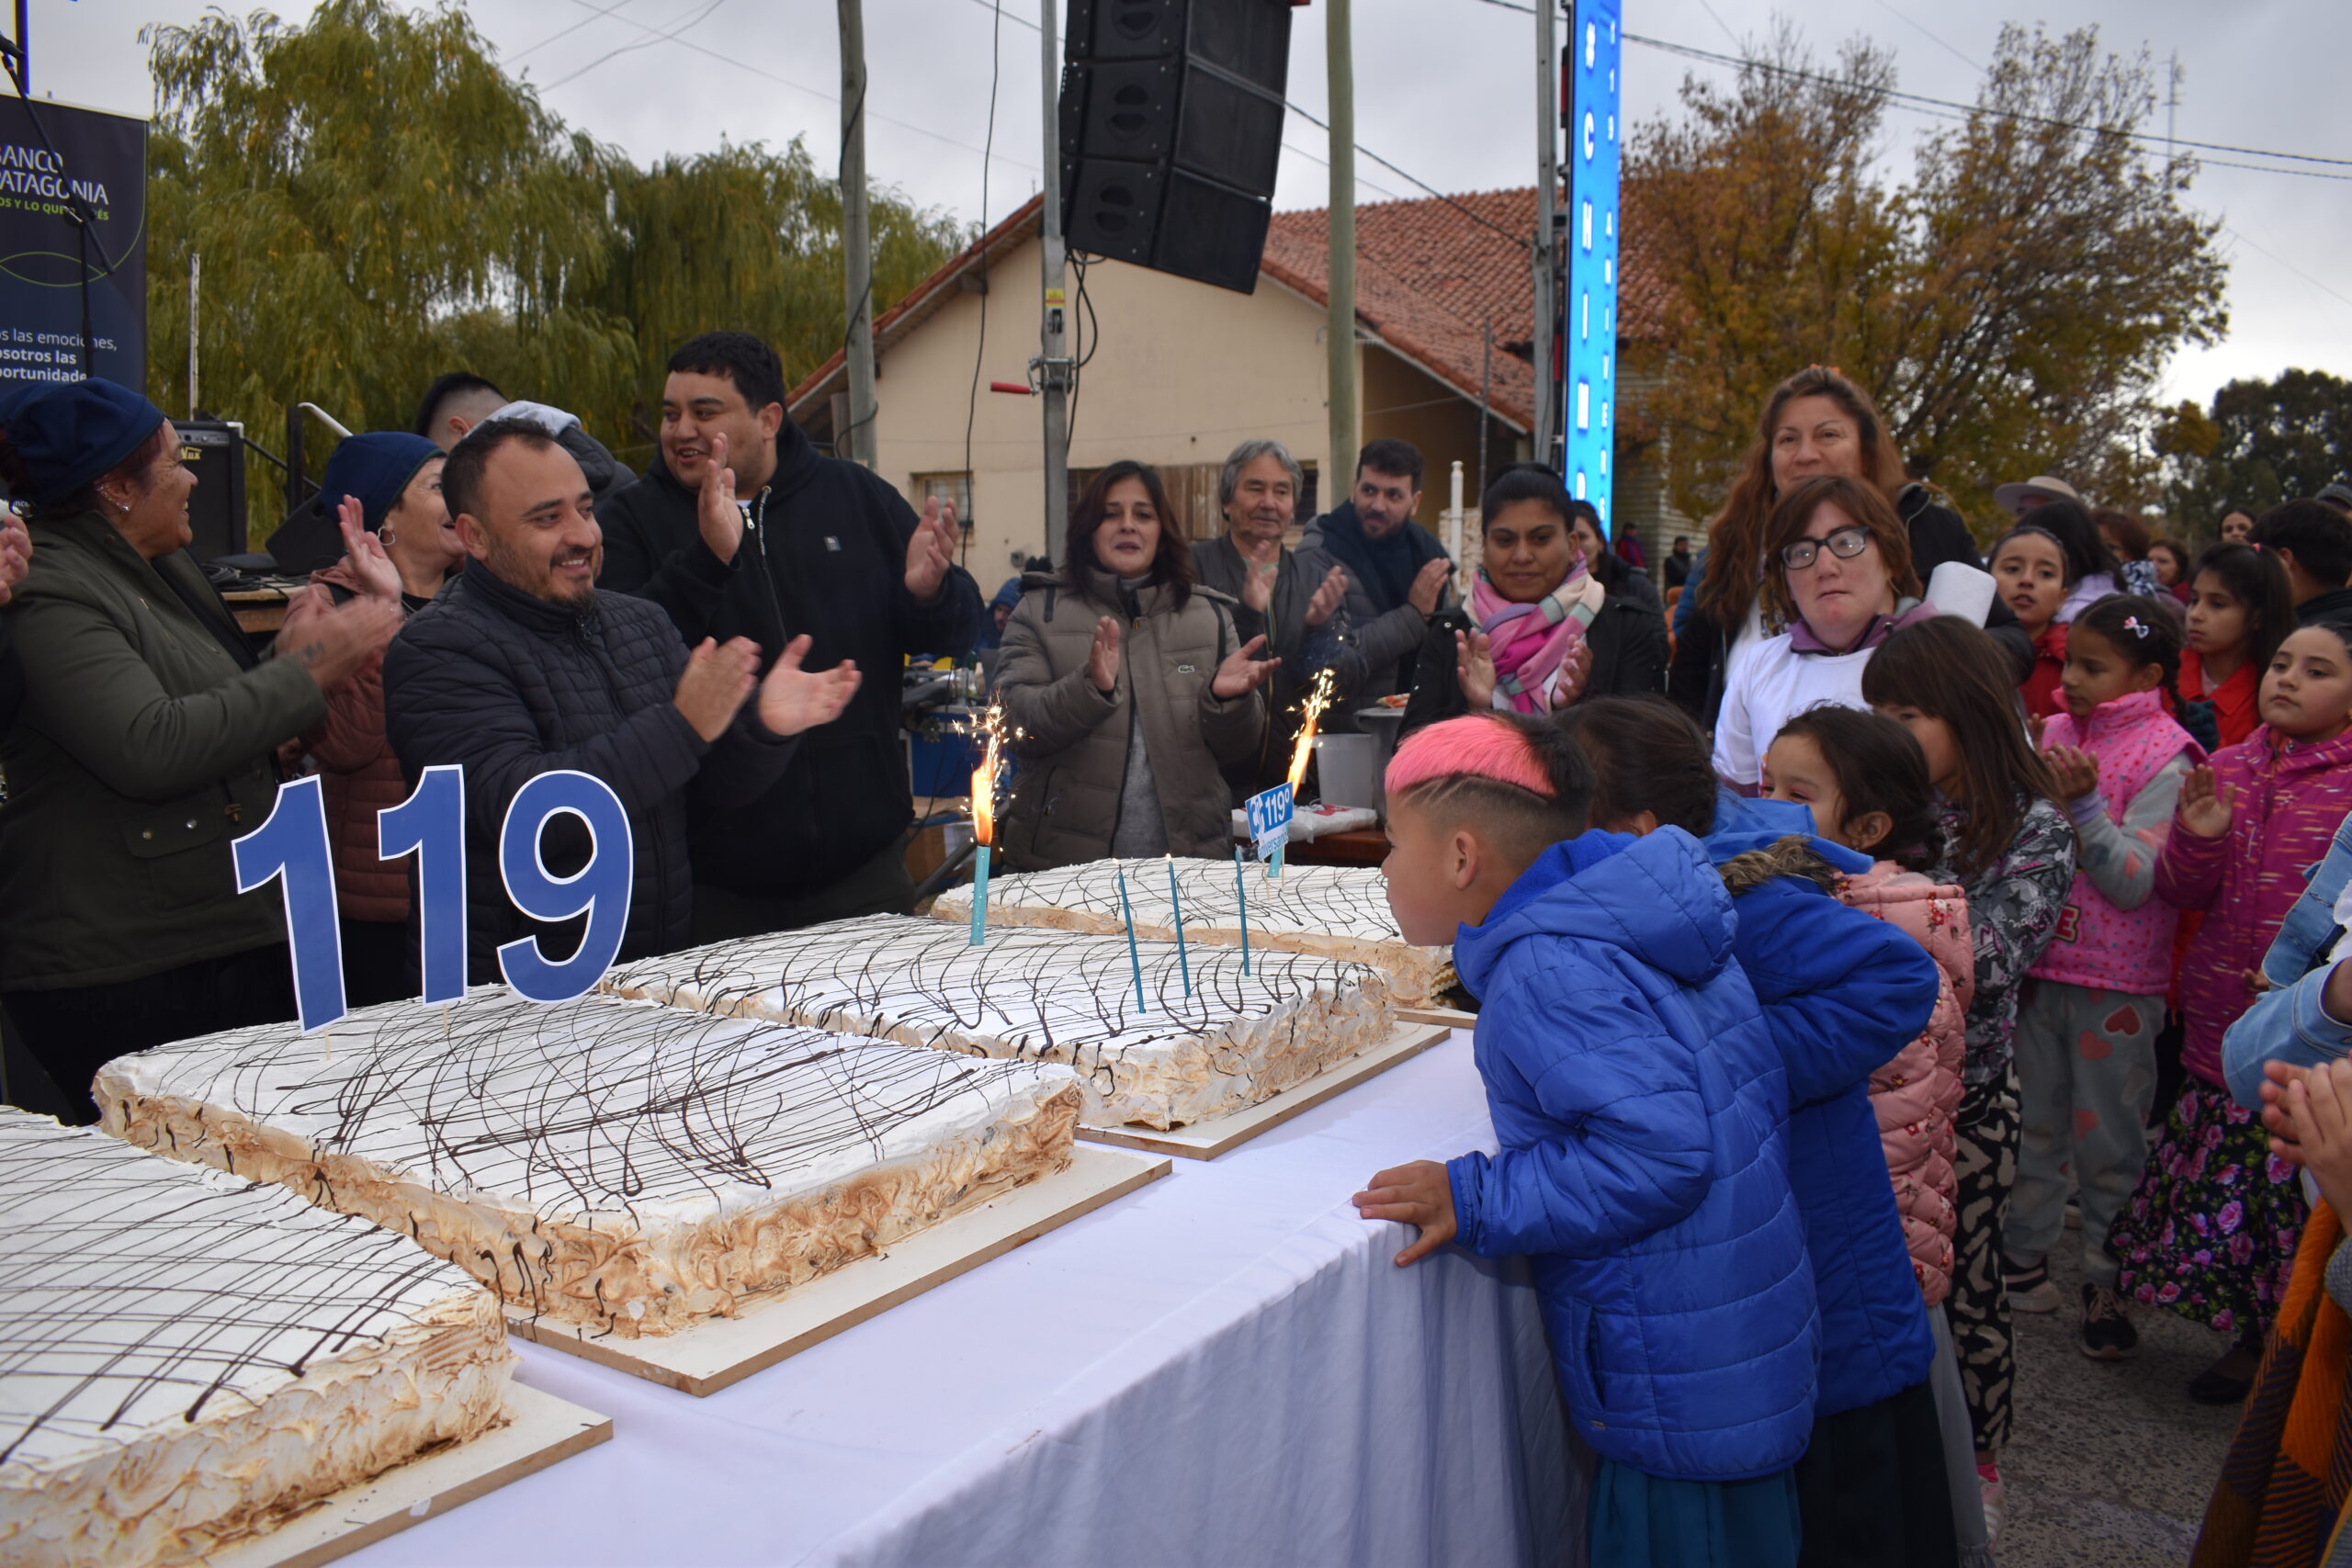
[1992,475,2084,516]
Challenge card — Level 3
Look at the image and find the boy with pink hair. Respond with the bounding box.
[1353,713,1819,1567]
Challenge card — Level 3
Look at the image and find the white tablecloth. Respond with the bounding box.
[350,1032,1588,1568]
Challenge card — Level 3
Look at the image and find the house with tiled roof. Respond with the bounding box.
[787,186,1690,581]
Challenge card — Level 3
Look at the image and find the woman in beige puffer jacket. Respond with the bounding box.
[996,461,1278,871]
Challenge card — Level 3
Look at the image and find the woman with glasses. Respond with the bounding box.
[1669,366,2031,726]
[1712,474,1939,792]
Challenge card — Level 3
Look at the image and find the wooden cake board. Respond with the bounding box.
[1396,1006,1476,1029]
[506,1144,1168,1396]
[210,1383,611,1568]
[1078,1021,1454,1161]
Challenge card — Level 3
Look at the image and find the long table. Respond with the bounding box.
[347,1031,1588,1568]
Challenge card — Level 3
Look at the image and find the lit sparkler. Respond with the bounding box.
[968,704,1012,945]
[1271,665,1337,880]
[1285,664,1338,795]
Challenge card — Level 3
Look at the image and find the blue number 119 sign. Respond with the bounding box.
[232,765,632,1032]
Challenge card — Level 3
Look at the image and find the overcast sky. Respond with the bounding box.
[19,0,2350,409]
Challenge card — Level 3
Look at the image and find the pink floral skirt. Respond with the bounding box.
[2109,1078,2306,1340]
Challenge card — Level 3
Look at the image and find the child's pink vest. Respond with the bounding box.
[2030,689,2202,995]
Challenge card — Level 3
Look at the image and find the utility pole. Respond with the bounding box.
[1036,0,1072,559]
[1532,0,1558,469]
[1325,0,1358,505]
[187,252,199,419]
[837,0,878,468]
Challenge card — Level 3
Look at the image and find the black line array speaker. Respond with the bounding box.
[1059,0,1295,294]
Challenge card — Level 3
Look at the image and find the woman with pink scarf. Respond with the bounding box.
[1398,468,1668,734]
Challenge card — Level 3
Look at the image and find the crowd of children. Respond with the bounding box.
[1351,459,2352,1564]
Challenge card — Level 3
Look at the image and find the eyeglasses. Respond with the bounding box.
[1780,525,1872,571]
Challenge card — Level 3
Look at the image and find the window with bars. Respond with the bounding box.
[911,471,973,525]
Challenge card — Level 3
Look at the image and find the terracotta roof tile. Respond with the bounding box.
[1263,185,1660,432]
[788,186,1660,435]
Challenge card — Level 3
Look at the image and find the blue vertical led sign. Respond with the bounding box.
[1561,1,1621,533]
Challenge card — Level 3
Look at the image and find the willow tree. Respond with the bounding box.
[144,2,634,461]
[587,141,967,452]
[143,0,965,535]
[1631,25,2228,533]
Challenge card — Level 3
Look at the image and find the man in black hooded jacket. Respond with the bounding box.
[598,332,981,938]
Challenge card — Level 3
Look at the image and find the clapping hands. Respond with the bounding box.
[335,497,401,602]
[1305,564,1348,627]
[1211,634,1281,700]
[673,634,861,741]
[2262,1057,2352,1216]
[757,634,861,737]
[2179,763,2237,840]
[0,513,29,606]
[905,496,958,602]
[2044,745,2099,805]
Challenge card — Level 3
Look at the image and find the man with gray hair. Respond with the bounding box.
[1192,438,1390,798]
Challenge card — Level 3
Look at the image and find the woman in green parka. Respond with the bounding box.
[0,378,398,1119]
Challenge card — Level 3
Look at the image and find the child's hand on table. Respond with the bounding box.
[1352,1160,1457,1266]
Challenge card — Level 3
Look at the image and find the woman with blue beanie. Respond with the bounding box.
[0,378,399,1118]
[298,432,458,1002]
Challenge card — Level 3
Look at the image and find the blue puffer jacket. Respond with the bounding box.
[1706,793,1941,1417]
[1447,827,1819,1482]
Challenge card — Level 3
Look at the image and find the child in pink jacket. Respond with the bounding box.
[1766,705,1985,1562]
[1766,707,1968,1303]
[2114,616,2352,1404]
[2007,597,2202,1362]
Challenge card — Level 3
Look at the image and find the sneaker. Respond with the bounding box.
[1978,1464,2004,1547]
[2005,1257,2062,1313]
[2078,1281,2139,1360]
[2064,1199,2082,1230]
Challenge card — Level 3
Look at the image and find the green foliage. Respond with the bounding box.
[1629,24,2228,537]
[2163,368,2352,536]
[142,0,966,536]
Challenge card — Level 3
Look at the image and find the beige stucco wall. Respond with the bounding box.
[1358,348,1523,529]
[866,236,1340,581]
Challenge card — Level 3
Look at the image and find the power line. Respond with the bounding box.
[507,0,639,66]
[2224,225,2352,315]
[538,0,730,91]
[1868,0,1982,76]
[542,0,1040,177]
[1622,28,2352,173]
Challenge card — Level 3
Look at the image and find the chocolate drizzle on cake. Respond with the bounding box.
[931,860,1456,1008]
[0,1108,492,1467]
[95,994,1082,1336]
[606,915,1396,1131]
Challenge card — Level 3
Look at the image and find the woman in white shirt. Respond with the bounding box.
[1713,474,1938,791]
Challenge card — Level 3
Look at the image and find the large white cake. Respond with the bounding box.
[95,990,1082,1338]
[0,1108,513,1568]
[605,913,1396,1131]
[933,857,1455,1007]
